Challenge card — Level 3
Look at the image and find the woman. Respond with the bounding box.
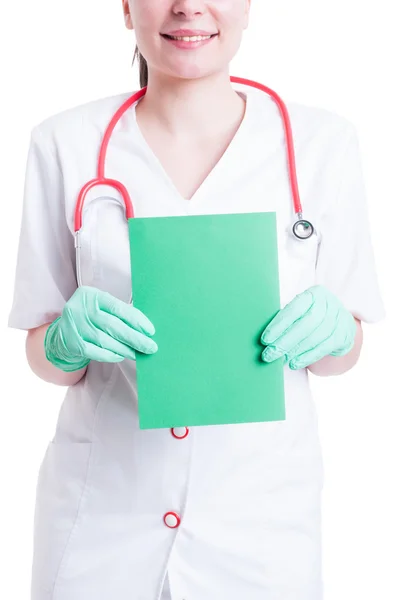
[8,1,385,599]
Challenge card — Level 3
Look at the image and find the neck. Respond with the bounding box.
[135,69,245,139]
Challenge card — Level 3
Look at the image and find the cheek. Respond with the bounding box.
[214,0,249,21]
[213,0,249,49]
[132,1,161,38]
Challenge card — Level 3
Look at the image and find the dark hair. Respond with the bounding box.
[133,44,148,88]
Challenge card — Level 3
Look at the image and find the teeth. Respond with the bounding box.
[169,35,212,42]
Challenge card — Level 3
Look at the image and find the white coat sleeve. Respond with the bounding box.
[8,126,77,330]
[315,123,385,323]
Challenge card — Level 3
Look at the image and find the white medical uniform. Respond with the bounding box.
[8,84,385,600]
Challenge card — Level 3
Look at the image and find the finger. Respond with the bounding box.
[96,290,156,336]
[261,304,328,362]
[261,289,315,345]
[261,295,325,362]
[283,306,341,360]
[287,308,356,368]
[94,311,158,354]
[330,314,357,355]
[94,326,157,358]
[288,338,334,370]
[330,339,355,356]
[287,344,329,371]
[81,341,130,363]
[261,345,286,363]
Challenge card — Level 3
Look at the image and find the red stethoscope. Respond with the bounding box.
[74,76,314,286]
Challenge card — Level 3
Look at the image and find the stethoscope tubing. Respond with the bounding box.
[74,76,314,287]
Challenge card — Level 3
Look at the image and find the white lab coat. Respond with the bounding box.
[8,84,385,600]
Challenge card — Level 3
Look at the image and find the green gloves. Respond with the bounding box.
[45,284,356,373]
[261,285,356,370]
[44,286,158,372]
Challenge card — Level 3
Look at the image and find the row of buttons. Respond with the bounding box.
[163,428,190,528]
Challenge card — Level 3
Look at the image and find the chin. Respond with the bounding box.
[167,63,221,81]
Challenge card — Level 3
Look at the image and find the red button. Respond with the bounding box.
[171,427,189,439]
[164,512,181,528]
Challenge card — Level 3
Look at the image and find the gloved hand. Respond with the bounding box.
[260,285,356,370]
[44,285,158,372]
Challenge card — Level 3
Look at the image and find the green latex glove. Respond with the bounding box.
[44,286,158,372]
[260,285,356,370]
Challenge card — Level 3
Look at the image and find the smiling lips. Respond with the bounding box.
[161,30,218,49]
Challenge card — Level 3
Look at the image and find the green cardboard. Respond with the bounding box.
[128,212,285,429]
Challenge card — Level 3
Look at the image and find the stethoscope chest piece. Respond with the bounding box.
[292,218,314,240]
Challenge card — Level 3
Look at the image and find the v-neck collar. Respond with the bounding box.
[130,89,254,211]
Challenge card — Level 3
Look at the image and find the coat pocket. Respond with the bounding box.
[31,442,93,598]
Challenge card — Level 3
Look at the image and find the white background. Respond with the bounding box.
[0,0,396,598]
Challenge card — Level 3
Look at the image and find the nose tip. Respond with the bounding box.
[173,0,204,18]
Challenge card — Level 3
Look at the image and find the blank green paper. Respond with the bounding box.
[128,212,285,429]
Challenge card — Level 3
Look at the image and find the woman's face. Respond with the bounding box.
[123,0,251,80]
